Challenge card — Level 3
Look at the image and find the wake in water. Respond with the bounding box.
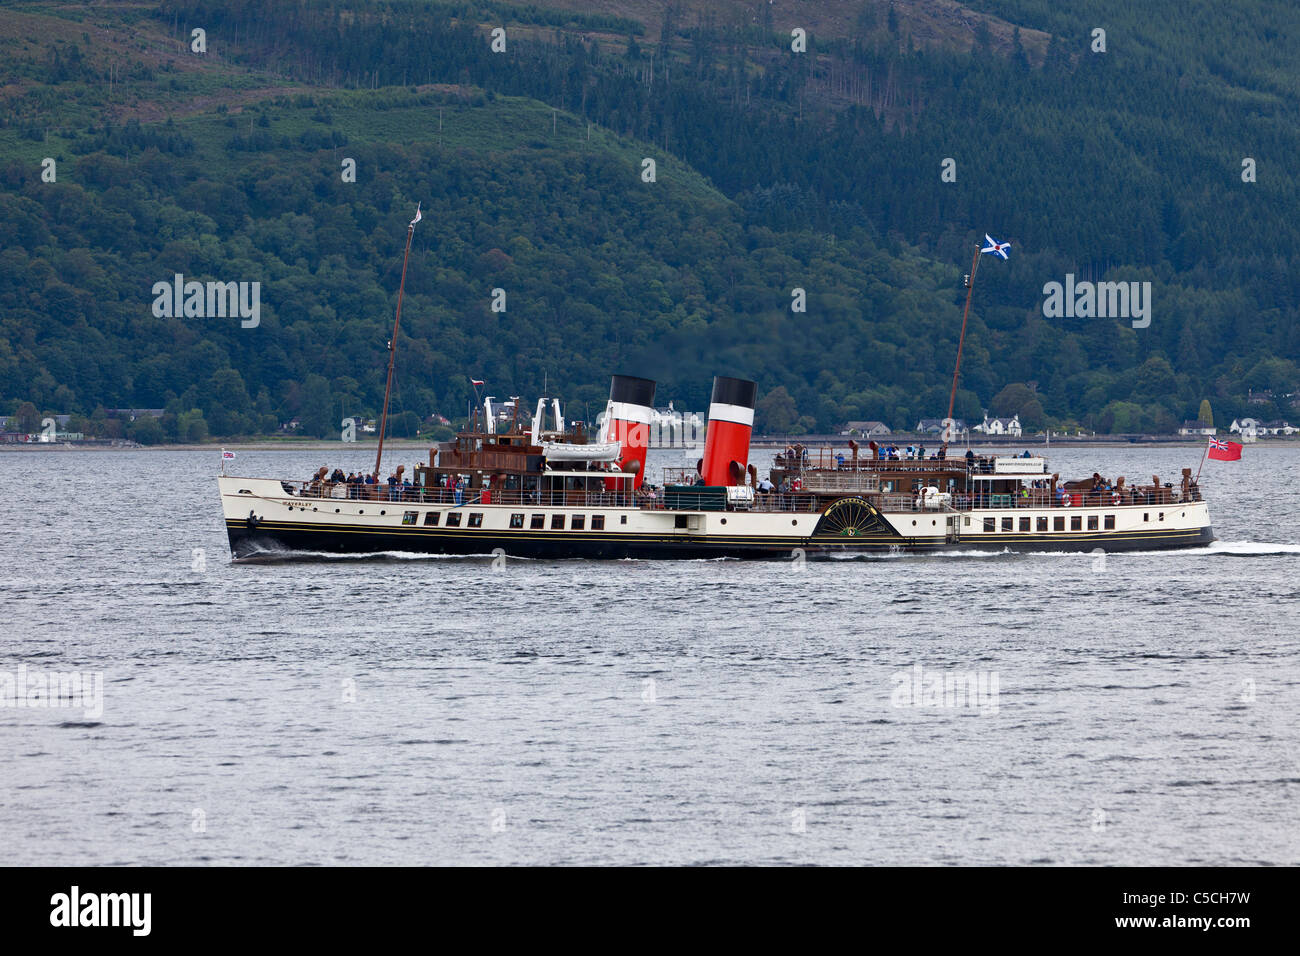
[233,546,509,563]
[826,541,1300,561]
[1198,540,1300,556]
[1005,540,1300,559]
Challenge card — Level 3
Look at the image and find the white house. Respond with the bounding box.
[1177,421,1216,436]
[974,414,1022,437]
[1230,418,1260,442]
[840,420,892,438]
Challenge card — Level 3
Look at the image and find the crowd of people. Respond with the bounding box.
[871,443,942,462]
[303,467,469,504]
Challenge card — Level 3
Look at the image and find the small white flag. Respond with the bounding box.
[410,202,422,227]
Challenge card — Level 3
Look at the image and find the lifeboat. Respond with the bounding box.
[540,441,622,462]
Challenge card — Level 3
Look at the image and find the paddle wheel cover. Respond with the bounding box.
[811,496,892,538]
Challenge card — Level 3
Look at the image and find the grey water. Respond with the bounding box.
[1,443,1298,865]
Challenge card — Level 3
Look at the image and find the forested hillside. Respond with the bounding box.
[2,0,1298,441]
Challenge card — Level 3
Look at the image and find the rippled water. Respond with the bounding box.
[2,443,1298,865]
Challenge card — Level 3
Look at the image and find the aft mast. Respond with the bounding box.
[373,203,422,482]
[942,232,1010,454]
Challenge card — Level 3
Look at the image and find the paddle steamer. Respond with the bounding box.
[220,370,1213,559]
[218,214,1214,559]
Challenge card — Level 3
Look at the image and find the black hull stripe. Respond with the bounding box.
[226,520,1214,558]
[228,517,1208,546]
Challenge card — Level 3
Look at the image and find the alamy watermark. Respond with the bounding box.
[595,409,705,448]
[50,886,151,936]
[1042,274,1150,329]
[891,663,999,715]
[151,273,260,328]
[0,664,104,719]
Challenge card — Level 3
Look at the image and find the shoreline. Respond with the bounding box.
[1,438,1293,452]
[0,439,435,453]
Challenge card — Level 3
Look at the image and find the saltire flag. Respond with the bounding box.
[980,234,1011,259]
[1207,437,1242,461]
[222,449,236,460]
[470,379,485,386]
[410,202,422,227]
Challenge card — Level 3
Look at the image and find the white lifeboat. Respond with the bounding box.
[540,441,622,462]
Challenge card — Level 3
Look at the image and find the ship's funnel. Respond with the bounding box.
[602,374,656,490]
[701,376,757,486]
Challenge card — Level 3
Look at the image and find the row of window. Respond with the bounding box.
[401,511,613,531]
[510,513,609,531]
[979,512,1164,533]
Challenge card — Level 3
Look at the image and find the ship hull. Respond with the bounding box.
[224,517,1215,561]
[221,477,1214,561]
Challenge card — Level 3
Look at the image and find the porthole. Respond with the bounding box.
[720,518,727,525]
[359,510,364,514]
[791,520,798,526]
[312,507,317,511]
[911,520,917,526]
[335,508,340,513]
[380,510,386,515]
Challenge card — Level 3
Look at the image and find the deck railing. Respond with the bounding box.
[286,482,641,509]
[883,487,1201,513]
[776,450,969,472]
[280,479,1200,513]
[280,480,827,513]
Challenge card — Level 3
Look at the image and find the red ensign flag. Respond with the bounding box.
[1207,437,1242,461]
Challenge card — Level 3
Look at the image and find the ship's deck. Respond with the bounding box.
[274,479,1202,515]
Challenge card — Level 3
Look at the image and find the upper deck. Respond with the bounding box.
[274,472,1201,515]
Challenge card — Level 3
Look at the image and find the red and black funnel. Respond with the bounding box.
[604,374,656,489]
[701,376,757,486]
